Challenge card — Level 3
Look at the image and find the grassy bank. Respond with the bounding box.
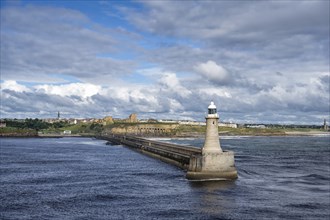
[176,125,328,136]
[1,122,328,137]
[175,125,286,136]
[0,127,37,137]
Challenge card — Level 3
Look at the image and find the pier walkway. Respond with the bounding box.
[100,133,237,181]
[100,134,201,170]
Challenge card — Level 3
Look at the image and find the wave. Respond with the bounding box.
[299,173,330,181]
[220,136,250,139]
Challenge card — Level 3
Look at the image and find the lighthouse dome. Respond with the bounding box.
[207,101,218,115]
[208,101,216,109]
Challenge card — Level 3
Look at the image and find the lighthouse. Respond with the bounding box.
[203,101,222,154]
[186,101,238,180]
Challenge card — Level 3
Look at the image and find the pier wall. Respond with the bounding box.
[101,134,201,170]
[101,134,237,180]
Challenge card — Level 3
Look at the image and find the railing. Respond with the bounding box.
[120,135,201,156]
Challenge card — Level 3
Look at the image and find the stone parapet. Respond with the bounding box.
[186,150,237,180]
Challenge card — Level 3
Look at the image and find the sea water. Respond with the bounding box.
[0,136,329,219]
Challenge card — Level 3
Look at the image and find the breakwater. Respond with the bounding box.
[100,134,237,180]
[101,134,201,170]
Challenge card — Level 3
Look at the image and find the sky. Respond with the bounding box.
[0,0,329,124]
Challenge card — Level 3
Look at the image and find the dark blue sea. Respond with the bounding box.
[1,136,329,219]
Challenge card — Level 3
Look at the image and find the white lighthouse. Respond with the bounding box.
[186,101,238,180]
[202,101,222,154]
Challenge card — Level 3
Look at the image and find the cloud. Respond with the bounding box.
[34,83,102,99]
[194,60,229,84]
[131,1,329,43]
[0,5,137,84]
[0,1,328,124]
[1,80,31,92]
[158,72,191,98]
[129,1,329,78]
[1,73,328,124]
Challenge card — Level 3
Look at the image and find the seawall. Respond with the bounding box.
[100,134,238,180]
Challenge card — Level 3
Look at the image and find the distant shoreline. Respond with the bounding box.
[1,132,329,138]
[0,133,94,138]
[284,131,330,136]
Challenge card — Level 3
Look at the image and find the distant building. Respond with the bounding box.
[219,122,238,128]
[63,130,71,135]
[103,116,114,125]
[70,119,78,125]
[0,121,6,128]
[324,119,329,130]
[42,118,55,123]
[159,119,180,124]
[179,121,206,126]
[247,125,266,129]
[127,113,138,123]
[158,119,238,128]
[147,118,158,123]
[111,114,139,123]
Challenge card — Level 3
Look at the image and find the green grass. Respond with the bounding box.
[175,125,310,136]
[221,127,286,136]
[1,127,32,133]
[41,123,99,134]
[34,122,328,136]
[176,125,205,133]
[0,127,37,135]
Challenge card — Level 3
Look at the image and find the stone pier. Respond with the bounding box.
[101,102,238,181]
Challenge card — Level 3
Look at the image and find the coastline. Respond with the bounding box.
[175,131,330,138]
[0,134,94,138]
[284,131,330,136]
[1,130,329,138]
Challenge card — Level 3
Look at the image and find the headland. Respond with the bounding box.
[1,116,329,138]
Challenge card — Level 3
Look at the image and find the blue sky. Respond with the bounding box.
[0,0,329,124]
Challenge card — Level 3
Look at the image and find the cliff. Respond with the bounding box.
[104,123,179,136]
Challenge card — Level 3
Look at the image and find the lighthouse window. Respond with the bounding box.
[208,109,217,114]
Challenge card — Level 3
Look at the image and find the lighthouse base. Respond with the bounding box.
[186,151,238,181]
[186,170,237,181]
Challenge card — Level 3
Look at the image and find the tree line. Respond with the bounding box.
[3,119,70,130]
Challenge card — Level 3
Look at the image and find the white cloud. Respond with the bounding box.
[1,75,328,124]
[158,72,192,98]
[199,87,232,98]
[1,80,31,92]
[194,60,229,83]
[34,83,102,99]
